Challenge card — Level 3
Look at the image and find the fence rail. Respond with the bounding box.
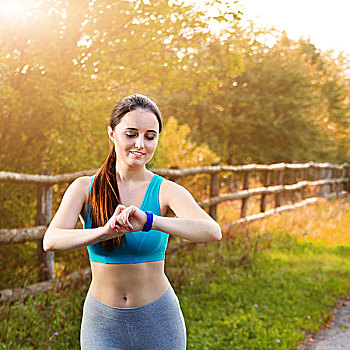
[0,161,349,303]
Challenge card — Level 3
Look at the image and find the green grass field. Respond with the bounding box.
[1,197,350,349]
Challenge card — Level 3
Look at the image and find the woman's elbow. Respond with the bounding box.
[43,231,54,251]
[43,238,51,251]
[210,223,222,241]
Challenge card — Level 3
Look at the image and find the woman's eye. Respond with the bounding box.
[125,133,156,140]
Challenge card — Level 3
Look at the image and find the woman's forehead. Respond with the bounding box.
[117,109,159,131]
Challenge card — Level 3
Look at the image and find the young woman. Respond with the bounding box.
[43,94,222,350]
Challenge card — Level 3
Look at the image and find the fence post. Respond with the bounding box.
[346,165,350,193]
[332,168,337,197]
[335,169,340,197]
[313,166,320,197]
[36,170,54,282]
[290,170,297,203]
[240,171,251,218]
[228,172,237,193]
[318,168,325,197]
[274,170,284,208]
[300,169,307,200]
[209,170,220,220]
[325,168,332,198]
[260,170,270,212]
[339,166,346,197]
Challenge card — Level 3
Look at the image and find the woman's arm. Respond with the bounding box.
[43,177,124,252]
[154,179,222,242]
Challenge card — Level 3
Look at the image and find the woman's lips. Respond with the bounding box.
[130,151,145,157]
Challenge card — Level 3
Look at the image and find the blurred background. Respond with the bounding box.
[1,0,349,227]
[1,0,349,171]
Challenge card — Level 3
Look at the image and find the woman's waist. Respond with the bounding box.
[89,260,169,308]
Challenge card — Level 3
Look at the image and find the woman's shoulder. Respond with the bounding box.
[69,176,93,199]
[68,176,94,217]
[72,175,92,187]
[159,178,188,201]
[159,178,177,189]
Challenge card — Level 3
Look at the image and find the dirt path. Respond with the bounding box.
[297,294,350,350]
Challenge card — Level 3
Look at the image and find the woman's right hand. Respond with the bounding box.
[100,204,131,241]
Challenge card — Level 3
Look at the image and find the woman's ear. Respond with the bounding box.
[107,126,114,142]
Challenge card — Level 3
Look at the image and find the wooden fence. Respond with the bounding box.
[0,161,349,303]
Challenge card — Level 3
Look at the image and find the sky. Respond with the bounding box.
[237,0,350,55]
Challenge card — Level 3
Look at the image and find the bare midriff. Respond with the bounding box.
[88,259,170,308]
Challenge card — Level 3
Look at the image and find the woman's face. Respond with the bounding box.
[108,108,160,168]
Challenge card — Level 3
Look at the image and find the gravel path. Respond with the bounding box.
[297,294,350,350]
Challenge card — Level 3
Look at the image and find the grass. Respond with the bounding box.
[178,238,350,349]
[1,196,350,349]
[0,243,90,290]
[249,197,350,247]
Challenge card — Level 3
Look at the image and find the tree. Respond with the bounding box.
[0,0,240,227]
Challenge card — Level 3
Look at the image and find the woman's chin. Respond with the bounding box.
[126,157,149,167]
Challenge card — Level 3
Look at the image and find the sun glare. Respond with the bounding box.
[0,0,25,16]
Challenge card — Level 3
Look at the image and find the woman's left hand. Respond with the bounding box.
[115,205,148,232]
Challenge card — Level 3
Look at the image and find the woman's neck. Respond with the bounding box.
[115,162,151,183]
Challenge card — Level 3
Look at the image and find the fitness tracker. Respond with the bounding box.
[142,211,153,232]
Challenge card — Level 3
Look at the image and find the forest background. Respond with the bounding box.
[1,0,350,229]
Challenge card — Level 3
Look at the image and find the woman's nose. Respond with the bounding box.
[135,135,144,148]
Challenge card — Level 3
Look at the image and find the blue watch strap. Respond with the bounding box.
[142,211,153,232]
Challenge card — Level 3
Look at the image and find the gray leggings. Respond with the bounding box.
[80,285,186,350]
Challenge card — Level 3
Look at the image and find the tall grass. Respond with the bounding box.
[246,197,350,246]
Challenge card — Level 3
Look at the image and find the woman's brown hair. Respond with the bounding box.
[89,94,162,252]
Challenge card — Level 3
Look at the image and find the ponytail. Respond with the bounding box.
[90,147,126,252]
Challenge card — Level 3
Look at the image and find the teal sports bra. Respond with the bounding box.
[84,174,169,264]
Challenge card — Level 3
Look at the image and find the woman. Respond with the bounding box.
[43,94,222,350]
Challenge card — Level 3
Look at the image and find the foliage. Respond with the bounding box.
[0,0,241,173]
[176,25,350,164]
[0,0,238,228]
[0,242,89,290]
[0,242,38,291]
[151,116,220,169]
[0,2,348,168]
[151,116,221,202]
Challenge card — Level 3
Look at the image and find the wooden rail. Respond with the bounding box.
[0,161,349,303]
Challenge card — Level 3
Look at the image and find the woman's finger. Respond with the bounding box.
[122,207,135,229]
[114,223,124,232]
[123,208,134,229]
[110,215,117,229]
[114,204,126,216]
[116,212,130,230]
